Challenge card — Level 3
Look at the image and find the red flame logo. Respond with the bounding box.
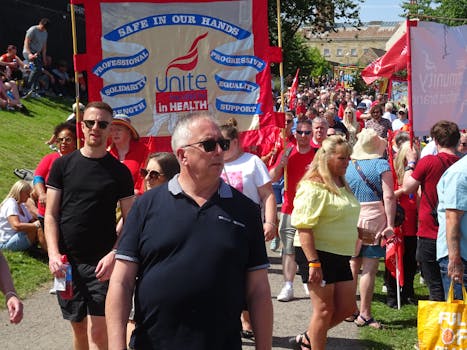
[165,32,208,76]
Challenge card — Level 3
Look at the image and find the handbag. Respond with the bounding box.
[352,160,405,227]
[418,281,467,349]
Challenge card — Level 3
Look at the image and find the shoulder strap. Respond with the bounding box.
[352,160,383,198]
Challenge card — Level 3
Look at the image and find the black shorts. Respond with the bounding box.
[57,263,109,322]
[295,247,353,284]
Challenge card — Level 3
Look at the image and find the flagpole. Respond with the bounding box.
[70,0,82,149]
[396,248,401,310]
[276,0,288,190]
[406,18,414,147]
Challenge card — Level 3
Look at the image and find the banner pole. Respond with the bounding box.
[70,1,82,149]
[276,0,288,190]
[406,18,414,147]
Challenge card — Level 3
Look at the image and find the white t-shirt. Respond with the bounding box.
[0,198,32,243]
[221,153,271,205]
[392,118,409,131]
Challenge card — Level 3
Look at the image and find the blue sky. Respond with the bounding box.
[358,0,405,22]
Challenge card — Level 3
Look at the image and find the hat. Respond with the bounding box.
[356,102,367,110]
[351,128,387,160]
[112,114,139,140]
[398,108,407,114]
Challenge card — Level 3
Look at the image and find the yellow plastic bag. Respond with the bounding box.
[418,282,467,349]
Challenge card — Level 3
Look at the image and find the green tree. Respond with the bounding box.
[268,0,364,80]
[402,0,467,26]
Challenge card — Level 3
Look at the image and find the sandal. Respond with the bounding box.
[288,331,311,349]
[354,315,382,329]
[345,311,359,322]
[241,329,254,339]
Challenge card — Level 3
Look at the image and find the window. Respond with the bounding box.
[351,48,357,57]
[336,48,343,57]
[323,48,330,57]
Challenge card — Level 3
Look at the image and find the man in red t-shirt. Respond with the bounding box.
[269,119,315,301]
[401,120,460,301]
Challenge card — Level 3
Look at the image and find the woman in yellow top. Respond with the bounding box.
[290,136,360,350]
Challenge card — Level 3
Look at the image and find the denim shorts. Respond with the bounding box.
[0,232,32,251]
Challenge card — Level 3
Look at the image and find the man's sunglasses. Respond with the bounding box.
[296,130,312,136]
[182,138,230,152]
[55,136,74,144]
[140,168,164,180]
[82,120,110,129]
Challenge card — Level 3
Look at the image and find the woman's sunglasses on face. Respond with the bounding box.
[140,168,164,180]
[55,136,74,144]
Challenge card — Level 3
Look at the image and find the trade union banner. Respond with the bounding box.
[410,21,467,136]
[74,0,277,150]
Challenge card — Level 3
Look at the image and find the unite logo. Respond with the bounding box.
[155,32,209,113]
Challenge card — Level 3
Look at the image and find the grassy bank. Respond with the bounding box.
[0,97,71,304]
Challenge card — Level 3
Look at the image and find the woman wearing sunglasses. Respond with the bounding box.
[220,118,277,339]
[33,122,77,252]
[108,114,148,194]
[140,152,180,191]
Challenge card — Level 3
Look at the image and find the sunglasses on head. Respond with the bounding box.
[55,136,74,144]
[140,168,164,180]
[296,130,312,136]
[183,138,230,152]
[82,119,110,129]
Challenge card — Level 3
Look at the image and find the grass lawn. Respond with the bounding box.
[0,96,72,305]
[360,261,429,349]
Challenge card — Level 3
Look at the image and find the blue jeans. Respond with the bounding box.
[27,54,43,91]
[439,256,467,300]
[416,237,445,301]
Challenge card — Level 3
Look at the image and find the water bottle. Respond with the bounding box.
[59,255,73,300]
[6,90,14,100]
[29,61,34,70]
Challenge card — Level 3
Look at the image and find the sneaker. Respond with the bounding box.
[22,90,34,99]
[49,288,56,295]
[277,285,294,302]
[303,283,310,296]
[382,284,387,293]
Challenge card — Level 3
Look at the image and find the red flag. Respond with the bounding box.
[288,68,300,110]
[385,227,404,286]
[361,35,407,85]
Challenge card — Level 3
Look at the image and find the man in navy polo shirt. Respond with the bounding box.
[106,112,273,350]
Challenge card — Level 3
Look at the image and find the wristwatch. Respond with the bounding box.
[404,165,415,171]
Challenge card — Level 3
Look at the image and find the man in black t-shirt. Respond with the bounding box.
[45,101,135,349]
[106,112,273,350]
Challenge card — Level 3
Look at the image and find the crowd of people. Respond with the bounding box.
[0,77,466,349]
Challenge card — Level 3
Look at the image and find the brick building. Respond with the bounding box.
[300,21,403,67]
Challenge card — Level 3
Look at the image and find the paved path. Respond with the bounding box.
[0,248,365,349]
